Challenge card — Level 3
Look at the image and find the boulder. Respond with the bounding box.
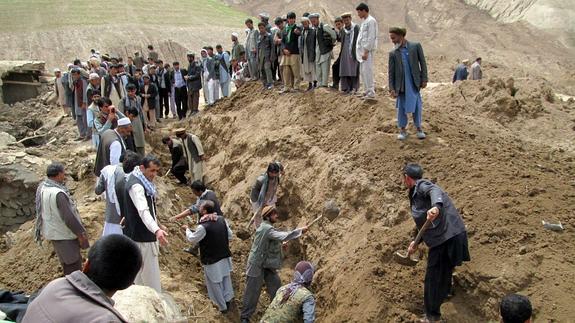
[112,285,183,323]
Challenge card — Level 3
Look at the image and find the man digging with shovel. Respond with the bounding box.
[401,163,470,323]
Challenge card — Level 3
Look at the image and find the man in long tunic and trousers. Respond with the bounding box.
[331,17,343,90]
[245,19,259,80]
[403,163,470,323]
[35,163,90,275]
[339,13,361,94]
[249,162,283,229]
[54,68,69,116]
[310,13,336,88]
[175,128,205,182]
[258,22,274,89]
[95,151,142,236]
[452,59,469,83]
[216,45,231,97]
[101,64,125,106]
[279,12,301,93]
[184,201,234,313]
[172,180,224,221]
[261,261,316,323]
[94,118,132,176]
[356,3,378,99]
[240,206,308,323]
[123,156,169,293]
[119,84,147,155]
[231,33,245,62]
[471,57,483,80]
[205,46,221,105]
[186,53,203,115]
[62,65,76,119]
[388,27,428,141]
[299,17,317,91]
[71,69,89,141]
[271,17,285,82]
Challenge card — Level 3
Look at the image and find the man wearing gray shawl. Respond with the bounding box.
[261,261,316,322]
[35,163,89,275]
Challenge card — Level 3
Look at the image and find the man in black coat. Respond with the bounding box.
[185,53,203,116]
[171,62,188,120]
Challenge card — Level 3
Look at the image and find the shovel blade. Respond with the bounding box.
[393,250,419,267]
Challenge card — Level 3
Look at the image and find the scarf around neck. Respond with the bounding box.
[132,166,157,198]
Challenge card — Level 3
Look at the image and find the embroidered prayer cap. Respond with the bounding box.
[142,74,150,79]
[341,12,352,18]
[259,12,270,19]
[462,59,470,64]
[309,13,320,19]
[117,118,131,127]
[300,16,310,23]
[389,27,407,36]
[174,128,187,135]
[89,73,100,80]
[231,32,239,38]
[261,205,277,219]
[53,68,61,73]
[187,52,196,57]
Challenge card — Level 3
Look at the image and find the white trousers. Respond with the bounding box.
[102,222,123,236]
[134,241,162,293]
[360,53,375,96]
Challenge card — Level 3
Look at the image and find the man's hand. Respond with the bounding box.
[181,224,189,231]
[427,206,440,222]
[283,49,290,56]
[200,213,218,223]
[184,75,189,80]
[362,51,369,61]
[300,225,309,234]
[407,240,418,255]
[155,229,169,246]
[420,81,428,89]
[120,217,125,227]
[78,233,90,249]
[390,90,397,98]
[200,155,207,161]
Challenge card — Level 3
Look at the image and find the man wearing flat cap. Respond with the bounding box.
[231,32,246,62]
[175,128,205,182]
[240,205,308,323]
[388,27,428,140]
[338,12,361,94]
[402,163,469,323]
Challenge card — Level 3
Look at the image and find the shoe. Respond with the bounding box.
[183,246,199,256]
[157,119,161,123]
[74,137,84,141]
[355,92,366,97]
[397,131,408,140]
[266,85,273,90]
[362,94,376,100]
[278,88,291,94]
[416,130,426,139]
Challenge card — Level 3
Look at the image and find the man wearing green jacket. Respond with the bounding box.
[240,205,308,323]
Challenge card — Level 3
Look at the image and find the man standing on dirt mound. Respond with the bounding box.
[240,205,308,323]
[356,2,378,99]
[388,27,428,141]
[403,163,470,323]
[35,163,90,275]
[123,155,169,293]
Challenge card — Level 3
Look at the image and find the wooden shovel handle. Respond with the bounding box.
[414,219,432,245]
[307,214,323,228]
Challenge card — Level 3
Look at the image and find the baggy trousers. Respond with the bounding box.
[360,53,375,96]
[240,268,281,320]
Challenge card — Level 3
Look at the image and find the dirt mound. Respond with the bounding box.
[0,78,573,322]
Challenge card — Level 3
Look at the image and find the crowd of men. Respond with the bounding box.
[29,2,530,323]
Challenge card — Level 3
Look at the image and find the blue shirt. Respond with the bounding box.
[174,69,185,88]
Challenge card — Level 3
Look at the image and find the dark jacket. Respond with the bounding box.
[316,23,335,55]
[409,179,466,248]
[140,82,158,109]
[452,64,469,83]
[299,28,316,63]
[281,24,301,55]
[338,24,360,60]
[257,32,273,63]
[170,68,188,87]
[169,142,187,170]
[388,41,428,94]
[187,61,203,91]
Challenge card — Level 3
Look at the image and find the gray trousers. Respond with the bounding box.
[240,269,281,320]
[260,61,273,87]
[248,52,259,79]
[76,112,88,138]
[205,272,234,311]
[316,58,331,87]
[52,240,82,275]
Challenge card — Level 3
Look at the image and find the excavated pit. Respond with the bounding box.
[0,163,41,233]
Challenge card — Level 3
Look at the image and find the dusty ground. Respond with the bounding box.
[0,0,574,322]
[1,73,573,322]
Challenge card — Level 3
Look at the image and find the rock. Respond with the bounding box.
[519,246,528,255]
[0,132,16,149]
[25,147,43,157]
[112,285,183,323]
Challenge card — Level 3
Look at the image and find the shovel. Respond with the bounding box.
[393,219,432,267]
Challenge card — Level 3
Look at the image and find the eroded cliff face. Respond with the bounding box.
[463,0,575,46]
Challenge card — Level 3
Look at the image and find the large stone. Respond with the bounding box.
[112,285,183,323]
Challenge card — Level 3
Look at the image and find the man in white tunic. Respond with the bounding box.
[183,201,234,313]
[123,156,169,293]
[356,2,378,99]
